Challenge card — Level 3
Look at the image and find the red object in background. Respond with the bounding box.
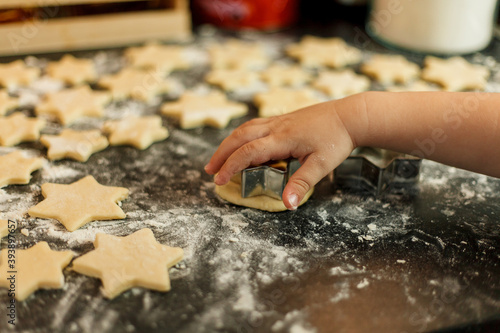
[191,0,299,30]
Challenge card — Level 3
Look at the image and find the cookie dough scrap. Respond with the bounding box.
[125,43,191,74]
[72,228,184,299]
[28,175,129,232]
[254,87,322,118]
[286,36,362,68]
[421,56,490,91]
[260,64,313,87]
[99,68,177,102]
[40,129,108,162]
[0,219,14,238]
[0,60,41,89]
[208,39,270,70]
[0,242,73,301]
[0,113,46,147]
[313,69,370,98]
[36,86,111,125]
[103,115,168,150]
[205,69,261,91]
[0,90,19,116]
[0,151,44,188]
[161,91,248,129]
[46,55,97,86]
[387,80,440,92]
[360,54,420,85]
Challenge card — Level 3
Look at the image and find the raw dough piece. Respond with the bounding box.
[208,39,270,70]
[0,219,13,238]
[28,175,129,232]
[260,64,313,87]
[0,60,40,89]
[421,56,489,91]
[46,55,97,86]
[0,90,19,116]
[72,228,184,299]
[286,36,362,68]
[360,54,420,84]
[36,86,111,125]
[387,80,440,92]
[215,178,314,212]
[161,91,248,129]
[99,67,177,101]
[0,151,44,188]
[0,113,46,146]
[125,43,191,73]
[40,129,109,162]
[253,87,322,118]
[0,242,73,301]
[103,115,168,150]
[313,69,370,98]
[205,69,261,91]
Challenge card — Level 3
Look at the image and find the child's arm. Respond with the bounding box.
[205,91,500,210]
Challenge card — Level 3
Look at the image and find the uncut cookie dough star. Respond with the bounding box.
[36,86,111,125]
[313,69,370,98]
[0,90,19,116]
[260,64,312,87]
[205,69,261,92]
[0,60,41,89]
[360,54,420,85]
[286,36,362,68]
[208,39,270,70]
[72,228,184,299]
[102,115,168,150]
[99,68,177,102]
[40,129,108,162]
[161,91,248,129]
[421,56,490,91]
[0,151,44,188]
[125,43,191,74]
[0,242,73,301]
[254,87,322,118]
[28,175,129,232]
[46,55,97,86]
[0,113,46,147]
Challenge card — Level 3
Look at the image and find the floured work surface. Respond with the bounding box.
[0,27,499,333]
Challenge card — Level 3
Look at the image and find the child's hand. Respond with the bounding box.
[205,96,364,210]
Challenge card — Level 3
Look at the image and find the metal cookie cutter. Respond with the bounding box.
[333,147,421,195]
[241,159,301,200]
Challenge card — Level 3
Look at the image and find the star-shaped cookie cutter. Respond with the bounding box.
[334,148,421,195]
[241,159,301,200]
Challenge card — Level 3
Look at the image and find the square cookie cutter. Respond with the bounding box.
[241,159,301,200]
[333,147,422,195]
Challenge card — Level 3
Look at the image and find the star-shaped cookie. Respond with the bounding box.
[0,60,41,89]
[387,80,440,92]
[161,91,248,129]
[0,90,19,116]
[208,39,270,70]
[254,88,322,118]
[125,43,191,74]
[28,175,129,232]
[99,68,176,102]
[421,56,490,91]
[313,69,370,98]
[35,86,111,125]
[205,69,261,91]
[102,115,168,150]
[40,129,109,162]
[0,113,46,146]
[0,241,73,301]
[46,55,97,86]
[260,64,312,87]
[0,151,44,188]
[286,36,362,68]
[72,228,184,299]
[360,54,420,85]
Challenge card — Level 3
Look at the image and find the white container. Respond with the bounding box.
[367,0,499,54]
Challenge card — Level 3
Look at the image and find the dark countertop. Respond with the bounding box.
[0,19,499,333]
